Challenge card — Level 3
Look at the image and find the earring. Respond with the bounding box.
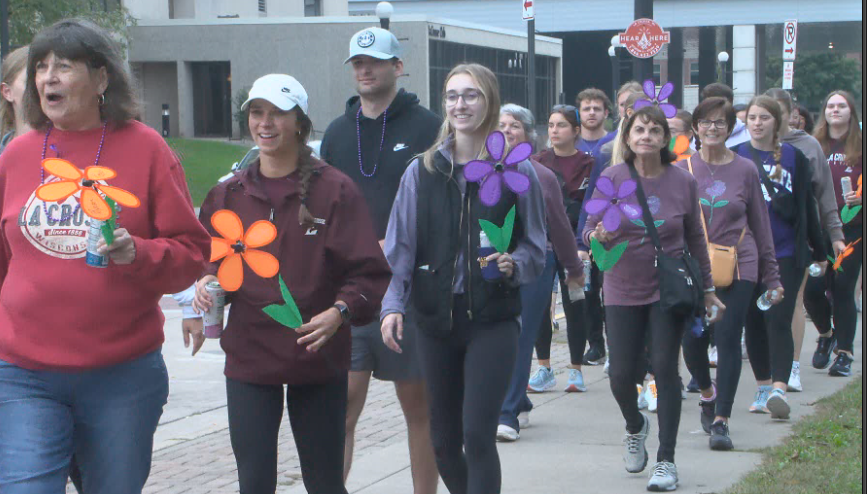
[97,93,106,106]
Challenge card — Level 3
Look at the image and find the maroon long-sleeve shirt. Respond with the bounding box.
[530,159,582,275]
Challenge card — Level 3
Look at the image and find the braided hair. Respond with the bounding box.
[747,96,785,180]
[293,109,317,226]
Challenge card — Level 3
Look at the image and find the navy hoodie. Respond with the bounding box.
[320,89,442,239]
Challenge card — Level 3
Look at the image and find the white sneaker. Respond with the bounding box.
[646,381,659,413]
[517,411,530,429]
[637,385,648,410]
[708,347,718,367]
[603,358,610,375]
[624,413,650,473]
[496,424,519,442]
[647,461,678,491]
[787,362,803,392]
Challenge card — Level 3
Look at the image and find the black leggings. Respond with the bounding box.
[606,303,687,463]
[683,281,755,418]
[745,257,802,383]
[535,256,587,365]
[804,223,864,354]
[416,296,519,494]
[585,263,606,349]
[226,376,349,494]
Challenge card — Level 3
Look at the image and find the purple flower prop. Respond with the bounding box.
[464,131,533,207]
[633,80,677,118]
[584,176,642,231]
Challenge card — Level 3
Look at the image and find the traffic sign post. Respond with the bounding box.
[783,20,798,61]
[523,1,536,123]
[522,0,535,20]
[782,61,794,90]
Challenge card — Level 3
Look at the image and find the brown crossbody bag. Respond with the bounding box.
[687,157,745,288]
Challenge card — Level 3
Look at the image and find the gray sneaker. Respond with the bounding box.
[624,413,650,473]
[647,462,678,491]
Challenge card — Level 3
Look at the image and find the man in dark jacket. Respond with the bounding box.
[319,26,441,494]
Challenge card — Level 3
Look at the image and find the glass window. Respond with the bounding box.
[690,62,700,84]
[304,0,321,17]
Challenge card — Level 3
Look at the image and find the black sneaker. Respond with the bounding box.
[812,335,837,370]
[583,345,606,366]
[709,421,733,451]
[699,400,716,434]
[686,377,701,393]
[829,353,853,377]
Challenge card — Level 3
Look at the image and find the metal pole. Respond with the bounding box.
[632,0,653,82]
[611,52,620,103]
[1,0,9,61]
[528,18,536,118]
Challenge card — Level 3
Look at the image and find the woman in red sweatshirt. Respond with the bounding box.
[194,74,391,494]
[0,20,210,493]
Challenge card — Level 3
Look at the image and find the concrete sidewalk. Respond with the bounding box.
[82,297,861,494]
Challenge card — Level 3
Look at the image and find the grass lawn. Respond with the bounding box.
[166,138,251,206]
[726,376,863,494]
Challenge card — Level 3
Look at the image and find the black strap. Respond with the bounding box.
[626,164,664,255]
[745,144,782,195]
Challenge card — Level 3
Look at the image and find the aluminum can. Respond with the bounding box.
[841,176,853,197]
[85,218,108,268]
[203,281,226,338]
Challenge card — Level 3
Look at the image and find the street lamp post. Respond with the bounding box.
[610,35,622,103]
[376,2,393,30]
[717,51,729,84]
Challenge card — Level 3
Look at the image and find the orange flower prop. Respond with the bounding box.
[857,175,862,198]
[669,135,691,163]
[210,210,279,291]
[833,238,862,271]
[35,158,140,221]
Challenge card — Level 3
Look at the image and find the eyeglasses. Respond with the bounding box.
[445,91,483,107]
[697,119,729,130]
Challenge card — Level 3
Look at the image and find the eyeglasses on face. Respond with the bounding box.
[697,119,728,129]
[445,90,483,107]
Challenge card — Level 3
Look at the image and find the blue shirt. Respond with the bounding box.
[737,143,797,259]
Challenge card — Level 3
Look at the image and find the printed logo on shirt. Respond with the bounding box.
[579,177,590,190]
[393,143,409,152]
[759,164,793,202]
[305,218,326,236]
[18,185,89,259]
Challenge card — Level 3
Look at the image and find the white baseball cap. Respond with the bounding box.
[344,27,402,64]
[241,74,309,114]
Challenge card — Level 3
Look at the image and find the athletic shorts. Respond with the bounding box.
[350,311,422,382]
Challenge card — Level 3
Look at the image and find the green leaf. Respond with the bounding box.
[654,220,665,228]
[478,206,517,253]
[591,237,629,272]
[101,197,118,246]
[631,219,646,228]
[827,255,837,263]
[840,205,862,224]
[713,200,729,208]
[262,275,303,329]
[700,198,712,207]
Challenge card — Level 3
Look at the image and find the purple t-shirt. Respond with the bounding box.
[677,154,781,288]
[736,143,798,259]
[581,163,713,306]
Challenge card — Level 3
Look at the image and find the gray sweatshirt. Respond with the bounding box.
[381,143,548,319]
[782,129,844,243]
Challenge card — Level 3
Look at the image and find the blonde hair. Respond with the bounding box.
[422,64,501,173]
[1,46,29,137]
[610,92,644,165]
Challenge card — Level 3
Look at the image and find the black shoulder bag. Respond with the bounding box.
[746,145,797,225]
[627,165,705,318]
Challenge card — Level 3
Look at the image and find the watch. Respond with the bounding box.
[333,304,351,323]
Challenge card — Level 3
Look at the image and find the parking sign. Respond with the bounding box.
[783,20,798,62]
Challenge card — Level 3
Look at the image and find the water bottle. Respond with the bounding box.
[808,262,824,278]
[705,305,719,325]
[568,281,586,302]
[841,176,853,198]
[478,231,501,281]
[756,289,779,311]
[583,260,592,292]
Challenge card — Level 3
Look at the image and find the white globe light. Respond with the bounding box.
[608,46,616,57]
[376,2,394,19]
[717,51,730,63]
[611,35,622,48]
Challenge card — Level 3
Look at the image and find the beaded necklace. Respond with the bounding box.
[356,106,388,178]
[40,121,108,223]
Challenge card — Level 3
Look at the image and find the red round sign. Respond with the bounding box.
[619,18,671,59]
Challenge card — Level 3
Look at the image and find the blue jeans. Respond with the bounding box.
[0,349,169,494]
[499,250,556,431]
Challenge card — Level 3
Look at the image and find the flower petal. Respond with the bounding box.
[595,176,615,198]
[504,142,533,166]
[210,238,233,262]
[503,170,530,195]
[616,179,637,199]
[657,82,674,102]
[642,80,657,99]
[633,99,654,111]
[464,161,494,183]
[602,206,622,232]
[244,220,277,248]
[486,131,506,162]
[673,135,690,155]
[218,254,244,292]
[84,166,117,181]
[619,202,642,220]
[94,184,140,208]
[659,103,678,119]
[242,249,280,279]
[211,210,244,242]
[479,174,502,207]
[80,188,112,221]
[584,199,610,216]
[35,181,80,202]
[42,158,82,181]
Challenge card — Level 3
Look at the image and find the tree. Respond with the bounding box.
[8,0,136,51]
[766,53,862,113]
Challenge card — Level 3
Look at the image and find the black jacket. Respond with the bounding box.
[320,89,441,239]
